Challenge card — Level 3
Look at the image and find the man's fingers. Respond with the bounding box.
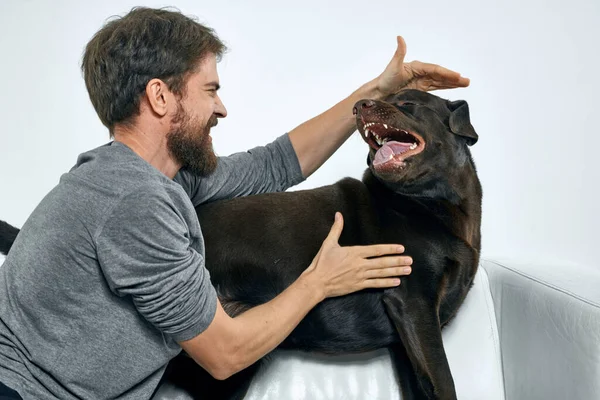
[393,36,407,64]
[366,255,413,268]
[364,266,412,279]
[381,36,407,79]
[412,61,462,81]
[409,61,469,88]
[362,278,402,289]
[325,212,344,245]
[454,76,470,87]
[367,256,412,269]
[355,244,406,258]
[429,76,470,89]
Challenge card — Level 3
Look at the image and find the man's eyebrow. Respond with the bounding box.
[205,81,221,90]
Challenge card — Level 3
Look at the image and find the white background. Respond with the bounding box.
[0,0,598,268]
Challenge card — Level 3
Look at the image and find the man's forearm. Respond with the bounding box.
[288,78,384,178]
[226,270,324,375]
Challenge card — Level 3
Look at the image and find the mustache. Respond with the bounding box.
[209,115,218,128]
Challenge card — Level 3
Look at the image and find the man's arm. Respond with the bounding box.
[179,213,412,380]
[287,79,381,178]
[289,36,469,178]
[175,134,305,207]
[179,271,322,380]
[176,37,468,205]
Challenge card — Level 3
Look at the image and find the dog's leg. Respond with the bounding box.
[383,295,456,400]
[388,343,421,400]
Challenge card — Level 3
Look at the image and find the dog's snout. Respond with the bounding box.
[353,100,376,115]
[359,100,376,109]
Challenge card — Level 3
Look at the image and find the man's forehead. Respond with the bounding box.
[192,54,220,83]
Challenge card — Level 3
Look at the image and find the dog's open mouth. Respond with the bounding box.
[359,122,426,168]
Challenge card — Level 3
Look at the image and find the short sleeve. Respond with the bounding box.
[95,186,217,342]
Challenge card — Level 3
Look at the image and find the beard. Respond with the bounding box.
[166,103,218,177]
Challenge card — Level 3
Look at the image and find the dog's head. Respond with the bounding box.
[354,89,478,198]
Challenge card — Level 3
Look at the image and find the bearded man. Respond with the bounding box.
[0,7,469,400]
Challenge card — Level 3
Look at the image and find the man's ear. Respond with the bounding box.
[145,78,170,117]
[448,100,478,146]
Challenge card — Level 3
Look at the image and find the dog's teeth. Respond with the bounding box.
[410,143,417,150]
[383,124,388,129]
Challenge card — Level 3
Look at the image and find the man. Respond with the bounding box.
[0,7,469,400]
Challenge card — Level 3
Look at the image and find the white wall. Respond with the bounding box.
[0,0,597,269]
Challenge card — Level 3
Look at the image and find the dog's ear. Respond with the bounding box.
[448,100,478,146]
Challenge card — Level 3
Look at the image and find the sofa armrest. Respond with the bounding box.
[481,258,600,400]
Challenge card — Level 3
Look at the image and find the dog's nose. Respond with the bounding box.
[353,100,376,115]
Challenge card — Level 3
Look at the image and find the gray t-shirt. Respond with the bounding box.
[0,133,304,399]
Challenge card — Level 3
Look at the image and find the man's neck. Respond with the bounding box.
[113,123,181,179]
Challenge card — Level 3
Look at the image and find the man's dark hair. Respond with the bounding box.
[81,6,227,136]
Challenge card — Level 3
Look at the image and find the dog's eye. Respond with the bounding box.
[399,101,417,106]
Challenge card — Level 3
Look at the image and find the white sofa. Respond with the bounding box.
[153,259,600,400]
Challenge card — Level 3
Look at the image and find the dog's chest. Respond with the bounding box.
[377,206,463,267]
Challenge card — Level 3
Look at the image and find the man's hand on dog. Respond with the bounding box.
[302,212,412,300]
[375,36,470,96]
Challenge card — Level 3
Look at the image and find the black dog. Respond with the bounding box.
[160,89,482,400]
[0,89,481,400]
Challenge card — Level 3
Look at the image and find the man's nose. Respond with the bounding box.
[215,96,227,118]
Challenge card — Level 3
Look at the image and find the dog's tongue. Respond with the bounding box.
[373,141,413,166]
